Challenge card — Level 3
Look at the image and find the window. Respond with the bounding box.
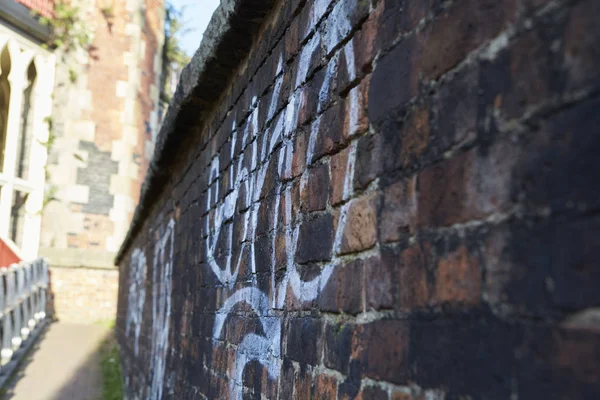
[0,32,55,259]
[0,46,10,173]
[15,61,36,180]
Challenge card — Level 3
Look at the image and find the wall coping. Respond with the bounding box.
[115,0,276,264]
[40,247,118,270]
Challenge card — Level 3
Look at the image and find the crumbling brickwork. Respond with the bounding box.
[116,0,600,398]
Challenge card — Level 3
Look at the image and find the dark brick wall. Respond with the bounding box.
[116,0,600,398]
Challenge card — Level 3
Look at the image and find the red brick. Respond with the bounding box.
[302,163,330,212]
[296,212,335,263]
[312,100,348,161]
[391,392,416,400]
[292,128,309,177]
[433,245,481,306]
[379,176,417,243]
[344,76,370,139]
[417,141,513,228]
[330,146,351,206]
[368,35,420,124]
[353,4,383,72]
[400,105,431,166]
[395,244,431,310]
[364,254,394,311]
[354,320,409,384]
[359,385,389,400]
[261,364,279,398]
[314,374,338,399]
[338,193,378,254]
[318,259,364,314]
[563,0,600,93]
[295,366,313,399]
[420,0,516,80]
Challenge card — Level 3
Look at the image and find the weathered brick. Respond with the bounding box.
[364,254,393,311]
[408,315,517,398]
[360,386,389,400]
[417,140,514,228]
[295,364,313,398]
[354,320,409,384]
[279,358,296,399]
[344,76,370,139]
[116,0,600,397]
[393,244,430,311]
[329,146,351,205]
[420,0,516,81]
[373,0,431,52]
[518,320,600,399]
[338,193,378,254]
[303,163,330,212]
[563,0,600,93]
[434,65,478,152]
[379,176,417,243]
[314,374,338,399]
[433,245,481,306]
[368,35,420,125]
[292,128,309,177]
[312,100,348,161]
[286,317,323,365]
[484,215,600,316]
[323,0,371,55]
[318,259,364,314]
[353,133,382,190]
[296,212,335,263]
[514,95,600,215]
[324,323,354,373]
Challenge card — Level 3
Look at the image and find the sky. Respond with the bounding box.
[169,0,220,57]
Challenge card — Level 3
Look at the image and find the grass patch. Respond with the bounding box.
[99,333,123,400]
[94,319,116,330]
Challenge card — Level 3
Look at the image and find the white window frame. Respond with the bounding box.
[0,27,55,260]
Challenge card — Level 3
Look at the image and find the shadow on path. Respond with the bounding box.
[2,322,110,400]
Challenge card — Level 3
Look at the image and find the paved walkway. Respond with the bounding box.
[2,323,109,400]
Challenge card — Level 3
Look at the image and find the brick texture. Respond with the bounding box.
[50,266,119,324]
[41,0,164,257]
[115,0,600,399]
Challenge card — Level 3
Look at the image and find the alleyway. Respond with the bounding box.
[1,323,109,400]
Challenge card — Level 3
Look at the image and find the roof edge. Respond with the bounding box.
[115,0,276,264]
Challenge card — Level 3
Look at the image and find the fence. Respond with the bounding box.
[0,258,48,366]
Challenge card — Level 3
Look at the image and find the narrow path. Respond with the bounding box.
[2,322,109,400]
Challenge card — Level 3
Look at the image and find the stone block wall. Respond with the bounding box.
[40,0,164,262]
[115,0,600,399]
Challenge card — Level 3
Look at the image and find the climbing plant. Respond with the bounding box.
[36,1,93,54]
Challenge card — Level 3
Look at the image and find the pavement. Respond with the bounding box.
[1,322,110,400]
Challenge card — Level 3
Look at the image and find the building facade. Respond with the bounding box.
[0,0,165,322]
[0,1,55,261]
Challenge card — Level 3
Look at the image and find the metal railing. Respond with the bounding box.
[0,258,48,366]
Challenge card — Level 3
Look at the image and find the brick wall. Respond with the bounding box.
[50,266,119,324]
[115,0,600,399]
[41,0,164,261]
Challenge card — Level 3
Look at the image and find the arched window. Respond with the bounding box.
[14,60,36,180]
[0,46,11,173]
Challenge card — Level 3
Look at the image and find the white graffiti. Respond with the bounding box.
[206,3,361,398]
[149,219,175,400]
[125,248,147,356]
